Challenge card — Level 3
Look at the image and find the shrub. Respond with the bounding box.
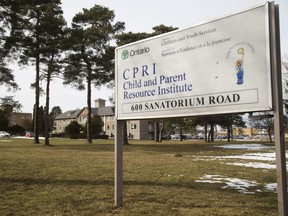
[8,124,26,136]
[65,121,82,138]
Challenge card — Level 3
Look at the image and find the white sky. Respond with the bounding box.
[2,0,287,113]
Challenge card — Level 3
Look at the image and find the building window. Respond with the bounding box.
[107,125,110,130]
[131,123,137,129]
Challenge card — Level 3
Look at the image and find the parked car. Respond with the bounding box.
[25,132,34,137]
[0,131,10,138]
[161,135,171,140]
[234,135,251,140]
[185,135,196,140]
[170,134,180,140]
[171,134,187,140]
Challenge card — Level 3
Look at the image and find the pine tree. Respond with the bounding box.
[5,0,65,144]
[63,5,124,143]
[0,1,19,90]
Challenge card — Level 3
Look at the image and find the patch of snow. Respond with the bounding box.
[14,136,45,140]
[164,173,184,178]
[224,162,276,169]
[214,152,277,161]
[215,144,273,150]
[264,183,277,192]
[203,174,222,178]
[196,174,258,194]
[167,143,287,194]
[192,150,288,170]
[216,152,283,160]
[223,180,257,194]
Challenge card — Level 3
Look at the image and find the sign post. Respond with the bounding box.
[115,120,124,207]
[270,4,288,216]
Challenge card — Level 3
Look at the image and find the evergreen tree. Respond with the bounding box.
[0,110,9,131]
[49,106,62,133]
[0,96,22,131]
[5,0,64,144]
[83,115,104,138]
[216,114,246,142]
[39,2,67,145]
[0,1,19,90]
[63,5,124,143]
[65,120,81,138]
[0,96,22,113]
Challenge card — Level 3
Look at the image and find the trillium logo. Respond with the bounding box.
[121,50,129,60]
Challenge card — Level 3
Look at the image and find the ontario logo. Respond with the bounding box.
[121,46,150,60]
[121,50,129,60]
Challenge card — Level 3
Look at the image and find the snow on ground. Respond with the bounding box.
[214,152,278,161]
[193,144,288,170]
[224,162,276,170]
[264,183,277,192]
[194,152,279,164]
[215,143,273,150]
[195,174,259,194]
[13,136,45,140]
[193,144,287,194]
[196,174,277,194]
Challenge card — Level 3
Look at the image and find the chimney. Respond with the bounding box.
[94,98,106,108]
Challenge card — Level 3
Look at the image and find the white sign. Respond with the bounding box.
[115,3,272,120]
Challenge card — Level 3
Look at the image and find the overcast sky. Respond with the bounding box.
[3,0,287,113]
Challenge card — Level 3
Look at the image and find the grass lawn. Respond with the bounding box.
[0,138,282,215]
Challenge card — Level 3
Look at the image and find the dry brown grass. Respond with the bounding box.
[0,138,279,215]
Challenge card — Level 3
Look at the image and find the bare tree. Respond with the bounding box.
[248,112,274,142]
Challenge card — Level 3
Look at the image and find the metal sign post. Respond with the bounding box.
[270,4,288,216]
[115,120,124,207]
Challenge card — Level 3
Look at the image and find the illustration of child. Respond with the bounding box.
[235,48,244,85]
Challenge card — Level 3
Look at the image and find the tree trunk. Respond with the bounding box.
[44,71,51,145]
[230,125,234,141]
[211,123,214,142]
[87,69,92,144]
[227,125,231,142]
[34,55,40,144]
[159,121,163,142]
[204,123,208,142]
[208,124,214,142]
[267,125,273,142]
[214,125,217,139]
[154,121,160,142]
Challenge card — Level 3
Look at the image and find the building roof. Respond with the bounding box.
[91,106,115,116]
[54,109,83,120]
